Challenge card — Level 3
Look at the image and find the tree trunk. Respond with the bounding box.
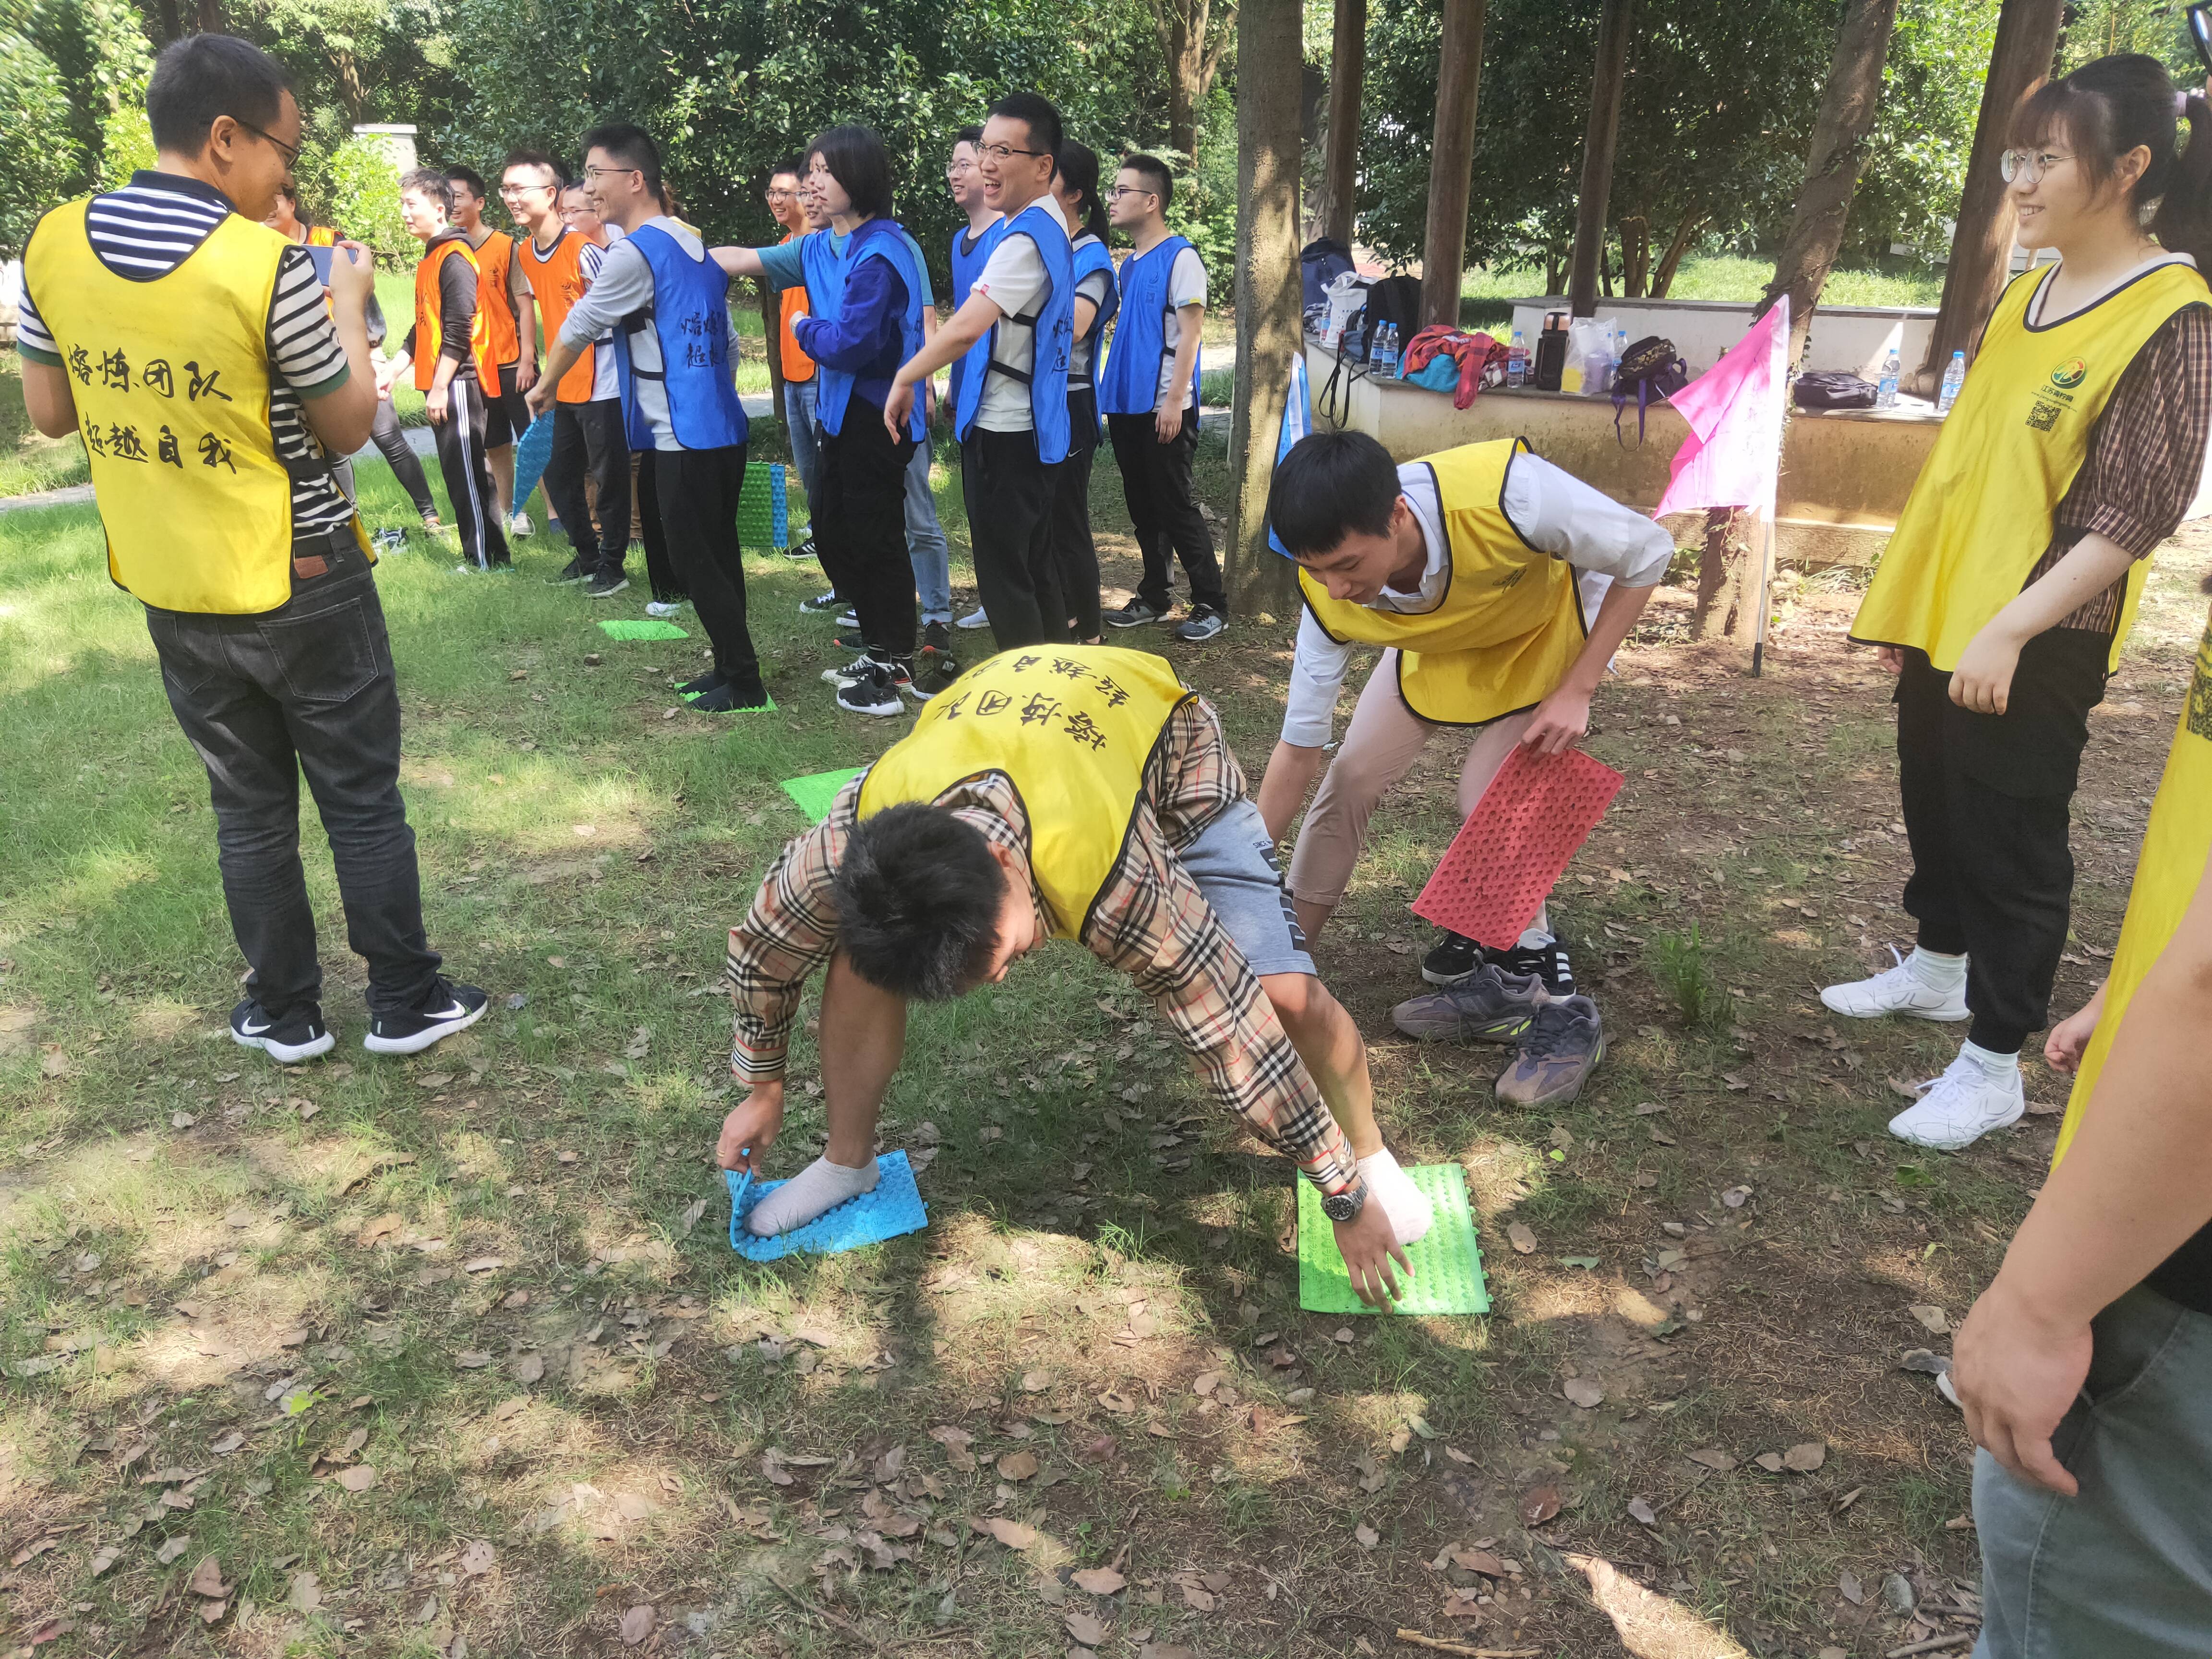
[1308,0,1366,245]
[1225,0,1303,617]
[1148,0,1233,162]
[1915,0,2062,392]
[1693,506,1746,637]
[1544,249,1567,295]
[1618,216,1648,297]
[1418,0,1486,328]
[195,0,222,30]
[156,0,181,40]
[1649,214,1702,297]
[1567,0,1635,317]
[1758,0,1899,362]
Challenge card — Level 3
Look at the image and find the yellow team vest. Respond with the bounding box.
[2052,613,2212,1164]
[25,202,306,613]
[1853,259,2211,674]
[1300,438,1588,726]
[857,646,1192,938]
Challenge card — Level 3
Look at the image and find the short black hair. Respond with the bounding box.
[808,123,895,220]
[1119,152,1174,210]
[769,156,804,183]
[988,92,1064,166]
[833,805,1006,999]
[443,164,488,201]
[1267,431,1403,558]
[146,34,290,155]
[503,147,564,185]
[580,122,663,199]
[952,124,985,150]
[398,168,452,215]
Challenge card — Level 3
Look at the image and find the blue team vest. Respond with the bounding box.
[1068,232,1120,393]
[1098,234,1198,418]
[611,223,748,452]
[949,219,996,416]
[798,220,929,442]
[951,201,1074,464]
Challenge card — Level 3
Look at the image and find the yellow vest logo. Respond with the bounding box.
[2049,357,2088,390]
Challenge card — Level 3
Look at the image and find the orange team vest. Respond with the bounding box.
[411,237,486,393]
[518,228,600,405]
[469,228,521,382]
[777,230,816,383]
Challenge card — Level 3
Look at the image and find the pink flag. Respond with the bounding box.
[1654,296,1789,519]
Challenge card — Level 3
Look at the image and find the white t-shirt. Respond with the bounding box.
[1280,454,1675,745]
[1069,234,1114,384]
[1155,245,1208,402]
[971,196,1070,433]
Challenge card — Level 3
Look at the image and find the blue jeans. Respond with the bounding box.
[783,379,820,509]
[904,434,952,625]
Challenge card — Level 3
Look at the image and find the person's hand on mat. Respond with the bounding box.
[883,379,918,442]
[2044,980,2108,1074]
[1953,1273,2089,1496]
[1876,645,1905,673]
[1334,1198,1412,1309]
[1949,623,2024,715]
[716,1081,786,1176]
[1154,400,1186,444]
[1520,684,1592,755]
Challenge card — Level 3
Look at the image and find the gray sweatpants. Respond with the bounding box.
[1973,1283,2212,1658]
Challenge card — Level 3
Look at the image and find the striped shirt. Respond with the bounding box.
[18,171,356,540]
[723,696,1360,1197]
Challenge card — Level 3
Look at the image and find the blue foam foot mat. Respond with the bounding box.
[725,1148,928,1260]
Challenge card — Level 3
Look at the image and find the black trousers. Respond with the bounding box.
[634,454,682,601]
[968,425,1066,650]
[143,535,443,1022]
[653,444,760,689]
[431,373,510,570]
[1051,388,1104,640]
[370,397,435,518]
[816,398,918,660]
[1107,410,1225,615]
[544,399,630,576]
[1895,633,2111,1054]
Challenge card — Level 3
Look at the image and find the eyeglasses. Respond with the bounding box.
[1999,149,2073,184]
[236,119,300,168]
[766,186,797,199]
[1105,186,1156,201]
[977,143,1047,163]
[500,181,555,197]
[944,159,976,177]
[584,164,641,181]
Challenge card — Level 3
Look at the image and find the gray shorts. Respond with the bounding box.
[1180,798,1317,979]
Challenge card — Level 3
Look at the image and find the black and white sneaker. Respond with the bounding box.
[786,535,818,560]
[585,572,630,598]
[1491,938,1575,997]
[835,607,859,630]
[551,555,591,585]
[231,998,336,1065]
[836,662,905,717]
[363,981,490,1056]
[799,589,844,616]
[1105,599,1166,629]
[820,650,875,686]
[1172,605,1226,642]
[1421,932,1484,986]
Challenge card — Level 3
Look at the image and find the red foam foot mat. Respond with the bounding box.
[1412,744,1625,950]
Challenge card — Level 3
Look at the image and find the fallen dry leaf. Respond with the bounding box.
[1519,1485,1562,1525]
[356,1213,406,1248]
[1784,1441,1827,1473]
[1020,1369,1055,1393]
[1072,1566,1127,1595]
[460,1539,496,1576]
[1065,1609,1108,1647]
[1909,1303,1950,1334]
[288,1572,322,1613]
[1354,1522,1379,1549]
[974,1517,1037,1550]
[1506,1222,1537,1255]
[1688,1448,1737,1472]
[187,1556,228,1598]
[1181,1581,1215,1611]
[334,1464,378,1493]
[997,1450,1041,1481]
[1563,1377,1604,1409]
[1755,1452,1786,1473]
[618,1603,656,1646]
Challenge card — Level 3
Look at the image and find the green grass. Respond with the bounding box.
[0,353,92,497]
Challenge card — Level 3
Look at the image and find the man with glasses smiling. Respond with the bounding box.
[764,161,823,561]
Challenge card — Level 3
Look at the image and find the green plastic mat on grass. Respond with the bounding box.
[598,618,690,641]
[1297,1163,1490,1315]
[781,766,867,823]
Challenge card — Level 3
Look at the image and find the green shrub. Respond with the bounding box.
[328,137,409,265]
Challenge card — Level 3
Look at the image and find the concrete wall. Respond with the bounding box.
[351,124,420,175]
[1503,296,1934,380]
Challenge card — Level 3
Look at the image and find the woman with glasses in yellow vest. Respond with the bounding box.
[1831,55,2212,1153]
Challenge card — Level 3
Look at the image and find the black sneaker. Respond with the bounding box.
[551,555,591,585]
[231,998,335,1065]
[1389,965,1547,1045]
[678,668,728,698]
[363,980,490,1057]
[836,662,904,718]
[585,572,630,598]
[1421,931,1484,987]
[830,627,869,653]
[820,650,874,686]
[1105,599,1166,629]
[799,589,844,616]
[786,535,818,560]
[919,620,954,662]
[689,678,771,712]
[1491,938,1575,997]
[1172,605,1226,642]
[887,656,931,702]
[1494,995,1603,1107]
[835,608,859,630]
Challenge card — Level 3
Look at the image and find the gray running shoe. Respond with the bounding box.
[1390,964,1546,1045]
[1494,995,1604,1108]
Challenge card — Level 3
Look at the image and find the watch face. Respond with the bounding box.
[1322,1191,1360,1223]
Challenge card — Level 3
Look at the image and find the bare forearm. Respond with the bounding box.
[1257,741,1329,845]
[1163,306,1202,407]
[20,359,78,437]
[1560,581,1656,694]
[1992,532,2139,642]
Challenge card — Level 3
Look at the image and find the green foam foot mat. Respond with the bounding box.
[687,691,777,712]
[598,618,690,641]
[1298,1163,1490,1315]
[781,766,867,824]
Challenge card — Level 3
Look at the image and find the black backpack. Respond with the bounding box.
[1351,274,1422,362]
[1610,335,1690,444]
[1792,371,1878,410]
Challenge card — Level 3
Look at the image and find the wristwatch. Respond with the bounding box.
[1320,1183,1367,1225]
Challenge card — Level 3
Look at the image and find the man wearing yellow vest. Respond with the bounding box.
[13,34,487,1063]
[1951,596,2212,1654]
[717,645,1431,1305]
[1256,431,1670,1108]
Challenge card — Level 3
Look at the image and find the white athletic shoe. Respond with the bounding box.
[645,600,685,619]
[1820,946,1970,1022]
[510,512,534,538]
[954,607,991,630]
[1887,1049,2024,1150]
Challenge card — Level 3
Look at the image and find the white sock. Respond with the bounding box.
[1907,948,1967,992]
[1355,1148,1434,1247]
[745,1154,880,1237]
[1516,926,1555,951]
[1959,1038,2019,1077]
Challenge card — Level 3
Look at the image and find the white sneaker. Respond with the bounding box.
[645,600,685,619]
[954,607,991,630]
[1820,946,1970,1022]
[510,512,534,537]
[1887,1049,2024,1150]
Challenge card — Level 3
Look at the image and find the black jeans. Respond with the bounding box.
[544,399,630,577]
[967,425,1066,650]
[1051,389,1104,640]
[816,399,918,660]
[1108,411,1225,615]
[143,535,443,1022]
[1896,632,2111,1054]
[653,444,760,689]
[430,373,510,570]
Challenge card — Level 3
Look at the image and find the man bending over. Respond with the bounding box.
[717,644,1428,1304]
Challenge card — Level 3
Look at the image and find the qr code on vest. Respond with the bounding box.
[2024,399,2061,432]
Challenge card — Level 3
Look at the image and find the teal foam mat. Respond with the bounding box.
[1298,1163,1490,1315]
[599,618,690,641]
[726,1149,928,1260]
[781,766,866,824]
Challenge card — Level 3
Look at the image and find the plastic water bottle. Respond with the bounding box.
[1937,349,1966,415]
[1877,347,1900,409]
[1372,323,1399,378]
[1506,329,1528,388]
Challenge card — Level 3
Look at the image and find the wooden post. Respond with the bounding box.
[1224,0,1304,617]
[1418,0,1486,330]
[1311,0,1367,246]
[1913,0,2062,391]
[1566,0,1635,318]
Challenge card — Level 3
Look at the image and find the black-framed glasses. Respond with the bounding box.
[1105,185,1156,201]
[236,119,300,168]
[978,143,1047,162]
